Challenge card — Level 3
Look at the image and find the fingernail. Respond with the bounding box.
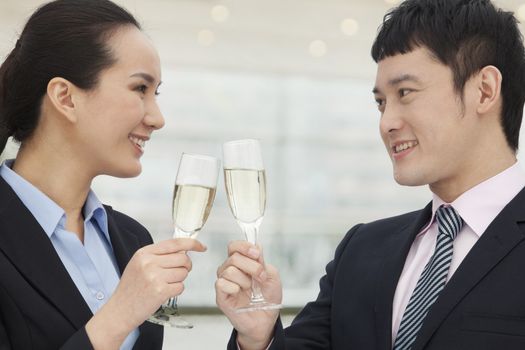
[248,248,260,259]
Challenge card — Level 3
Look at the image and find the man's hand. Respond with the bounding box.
[216,241,282,350]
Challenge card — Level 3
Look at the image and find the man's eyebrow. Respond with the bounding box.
[389,74,421,86]
[373,74,421,94]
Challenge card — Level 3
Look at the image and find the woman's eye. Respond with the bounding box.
[135,83,161,96]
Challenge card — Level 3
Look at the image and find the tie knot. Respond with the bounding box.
[436,205,463,240]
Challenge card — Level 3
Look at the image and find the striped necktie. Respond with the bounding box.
[393,205,463,350]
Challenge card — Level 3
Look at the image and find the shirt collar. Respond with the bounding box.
[430,162,525,237]
[84,190,110,242]
[0,159,110,242]
[1,159,64,238]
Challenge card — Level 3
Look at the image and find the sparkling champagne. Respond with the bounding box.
[224,169,266,224]
[172,184,216,238]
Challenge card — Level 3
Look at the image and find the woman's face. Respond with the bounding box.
[74,25,164,178]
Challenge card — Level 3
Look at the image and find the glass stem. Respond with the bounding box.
[167,296,179,312]
[166,229,190,315]
[240,221,265,303]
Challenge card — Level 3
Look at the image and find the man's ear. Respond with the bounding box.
[476,65,502,115]
[46,77,79,123]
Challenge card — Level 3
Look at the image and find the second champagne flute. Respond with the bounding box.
[148,153,219,328]
[223,139,282,313]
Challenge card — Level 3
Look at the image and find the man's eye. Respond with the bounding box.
[399,88,412,97]
[136,85,147,94]
[375,98,385,107]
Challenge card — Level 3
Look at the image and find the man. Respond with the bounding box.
[215,0,525,349]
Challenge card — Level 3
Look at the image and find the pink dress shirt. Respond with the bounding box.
[391,162,525,346]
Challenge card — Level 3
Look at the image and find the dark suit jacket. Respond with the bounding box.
[0,177,163,349]
[229,186,525,349]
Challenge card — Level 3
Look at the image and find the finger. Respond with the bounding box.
[166,282,185,298]
[227,241,260,260]
[219,266,252,290]
[157,252,193,270]
[216,258,228,277]
[264,264,280,279]
[216,251,264,279]
[215,277,241,295]
[151,238,207,255]
[162,267,189,284]
[228,252,265,279]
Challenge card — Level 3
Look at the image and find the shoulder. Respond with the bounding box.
[337,208,426,252]
[357,209,424,234]
[323,208,429,278]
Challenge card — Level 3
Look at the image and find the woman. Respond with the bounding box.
[0,0,206,349]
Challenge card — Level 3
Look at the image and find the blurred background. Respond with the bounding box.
[2,0,525,348]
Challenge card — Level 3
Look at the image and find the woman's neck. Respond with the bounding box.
[13,144,94,241]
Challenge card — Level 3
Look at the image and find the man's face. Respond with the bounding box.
[373,47,480,197]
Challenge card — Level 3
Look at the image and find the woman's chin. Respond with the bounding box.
[108,163,142,178]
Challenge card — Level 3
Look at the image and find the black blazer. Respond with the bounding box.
[0,177,163,349]
[229,186,525,349]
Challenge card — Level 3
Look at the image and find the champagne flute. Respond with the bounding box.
[148,153,219,328]
[222,139,282,313]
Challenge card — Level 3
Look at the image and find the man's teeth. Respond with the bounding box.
[394,141,418,153]
[129,136,145,148]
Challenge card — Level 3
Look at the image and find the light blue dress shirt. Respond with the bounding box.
[0,160,139,349]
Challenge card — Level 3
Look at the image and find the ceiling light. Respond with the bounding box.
[309,40,327,57]
[341,18,359,36]
[518,4,525,22]
[198,29,215,46]
[211,5,229,22]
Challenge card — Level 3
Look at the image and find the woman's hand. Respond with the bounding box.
[86,238,206,349]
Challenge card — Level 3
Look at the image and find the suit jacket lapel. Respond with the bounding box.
[104,206,163,347]
[105,205,140,275]
[412,188,525,350]
[0,177,92,329]
[375,203,433,350]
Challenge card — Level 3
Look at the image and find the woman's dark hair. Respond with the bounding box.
[371,0,525,152]
[0,0,141,153]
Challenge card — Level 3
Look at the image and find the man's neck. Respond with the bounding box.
[430,154,517,203]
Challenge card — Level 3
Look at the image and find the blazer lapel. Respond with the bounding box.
[0,177,92,329]
[104,206,163,346]
[104,206,140,275]
[412,188,525,350]
[374,203,433,350]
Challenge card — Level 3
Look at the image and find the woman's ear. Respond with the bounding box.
[46,77,78,123]
[476,65,502,115]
